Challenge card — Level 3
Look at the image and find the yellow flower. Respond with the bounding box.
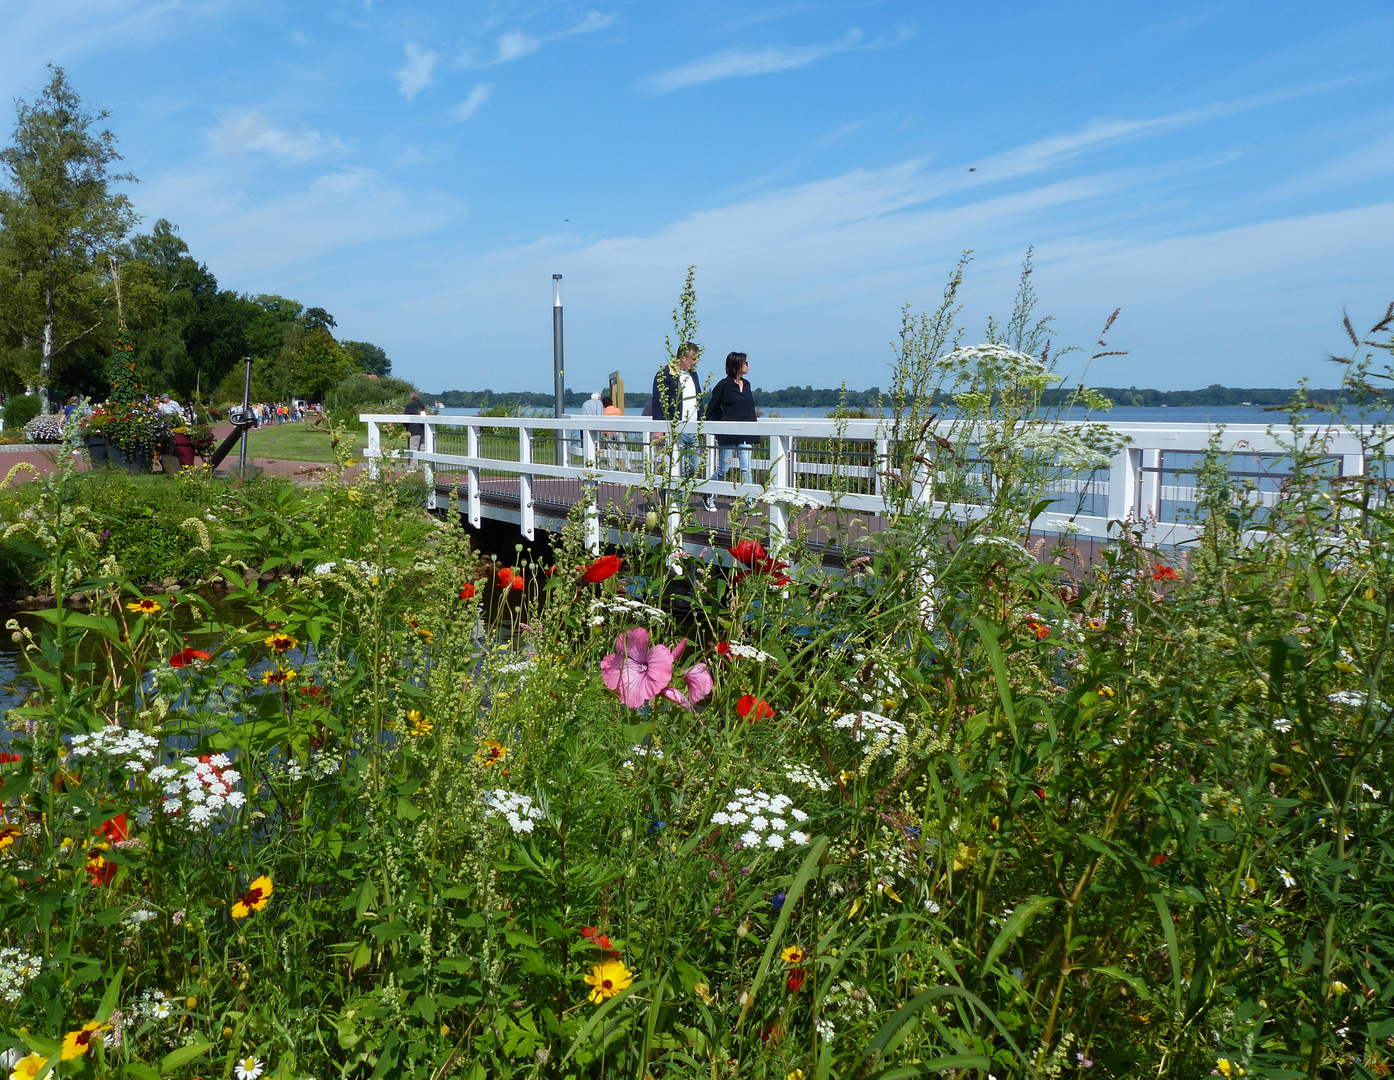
[263,632,297,652]
[787,1072,806,1080]
[126,598,162,615]
[11,1052,49,1080]
[231,874,274,919]
[62,1021,106,1060]
[407,710,433,736]
[0,823,19,852]
[584,959,633,1004]
[780,945,806,964]
[1328,980,1348,995]
[1214,1059,1245,1078]
[262,666,296,686]
[693,982,714,1005]
[474,739,507,766]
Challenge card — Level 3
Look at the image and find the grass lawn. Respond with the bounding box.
[240,420,397,463]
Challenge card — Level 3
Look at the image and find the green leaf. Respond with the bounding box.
[981,895,1054,976]
[559,978,648,1066]
[869,1058,991,1079]
[969,616,1016,736]
[396,796,422,821]
[160,1035,212,1072]
[1089,965,1152,1001]
[95,964,124,1023]
[503,929,538,948]
[123,1063,161,1080]
[1151,893,1184,1015]
[738,835,829,1029]
[860,986,1028,1074]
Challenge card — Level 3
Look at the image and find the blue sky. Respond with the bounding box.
[3,1,1392,394]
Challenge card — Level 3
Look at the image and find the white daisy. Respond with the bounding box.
[235,1057,264,1080]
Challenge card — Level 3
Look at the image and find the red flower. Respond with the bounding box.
[786,968,807,993]
[1152,563,1178,581]
[1032,786,1046,800]
[299,685,326,699]
[581,926,614,950]
[729,540,768,567]
[86,849,117,887]
[96,814,129,843]
[1150,854,1171,867]
[170,648,212,668]
[459,583,476,600]
[738,694,775,722]
[0,752,21,764]
[498,567,524,591]
[582,554,622,583]
[716,640,732,658]
[1025,619,1050,640]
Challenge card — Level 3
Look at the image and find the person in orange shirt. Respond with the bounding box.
[601,395,625,469]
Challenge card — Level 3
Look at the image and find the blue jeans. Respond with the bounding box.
[721,442,753,485]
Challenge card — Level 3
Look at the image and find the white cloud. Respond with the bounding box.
[207,111,345,162]
[496,31,540,63]
[397,42,438,99]
[645,30,862,93]
[564,11,615,36]
[141,165,456,280]
[644,26,914,93]
[452,83,493,122]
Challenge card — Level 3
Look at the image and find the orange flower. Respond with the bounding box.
[459,583,476,600]
[231,874,274,918]
[262,666,296,686]
[1152,563,1178,581]
[1026,619,1050,640]
[474,739,507,766]
[86,844,117,886]
[171,647,212,667]
[96,813,129,843]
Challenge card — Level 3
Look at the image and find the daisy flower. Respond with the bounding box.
[780,945,806,964]
[231,875,274,919]
[235,1056,264,1080]
[263,632,297,653]
[126,598,162,615]
[584,959,633,1004]
[262,667,296,686]
[407,710,433,736]
[474,739,507,766]
[62,1021,107,1060]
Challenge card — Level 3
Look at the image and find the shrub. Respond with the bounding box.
[22,412,66,442]
[3,393,41,431]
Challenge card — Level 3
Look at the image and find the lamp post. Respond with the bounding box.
[239,356,252,477]
[553,274,565,466]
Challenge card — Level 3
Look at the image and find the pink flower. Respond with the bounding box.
[600,628,682,708]
[661,661,715,710]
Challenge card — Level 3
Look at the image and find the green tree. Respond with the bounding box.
[342,339,392,377]
[0,67,136,411]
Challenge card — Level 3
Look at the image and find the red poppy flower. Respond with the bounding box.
[86,849,117,887]
[581,926,614,950]
[459,582,476,600]
[299,684,325,699]
[729,540,768,567]
[1152,563,1178,581]
[96,814,129,843]
[582,554,622,583]
[1150,854,1171,867]
[737,694,775,722]
[170,648,212,668]
[786,968,807,993]
[0,752,21,764]
[498,567,524,591]
[716,640,732,658]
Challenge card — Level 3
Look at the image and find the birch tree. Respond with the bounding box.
[0,67,136,410]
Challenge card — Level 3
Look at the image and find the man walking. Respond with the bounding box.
[403,390,427,468]
[650,342,713,509]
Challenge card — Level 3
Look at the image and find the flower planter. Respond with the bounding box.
[106,442,152,475]
[83,435,109,465]
[172,432,196,468]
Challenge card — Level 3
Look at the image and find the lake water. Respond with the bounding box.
[438,404,1382,425]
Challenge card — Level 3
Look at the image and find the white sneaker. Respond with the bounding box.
[702,493,717,513]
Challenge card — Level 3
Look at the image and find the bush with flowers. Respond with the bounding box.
[0,271,1390,1080]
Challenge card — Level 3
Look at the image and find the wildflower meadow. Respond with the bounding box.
[0,280,1392,1080]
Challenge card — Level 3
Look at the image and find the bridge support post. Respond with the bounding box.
[466,423,481,528]
[367,420,381,480]
[1139,448,1161,525]
[768,434,791,549]
[422,421,436,509]
[519,426,535,541]
[582,427,601,554]
[1108,447,1141,523]
[665,429,682,550]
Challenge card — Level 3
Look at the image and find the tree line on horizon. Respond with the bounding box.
[0,68,395,412]
[430,382,1357,411]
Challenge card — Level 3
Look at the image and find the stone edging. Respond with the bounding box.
[0,442,45,453]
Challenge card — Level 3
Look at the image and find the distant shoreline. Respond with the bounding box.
[428,384,1362,411]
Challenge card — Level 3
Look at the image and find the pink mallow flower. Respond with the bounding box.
[661,661,714,710]
[601,628,683,708]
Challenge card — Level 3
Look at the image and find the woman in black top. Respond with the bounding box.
[706,352,757,486]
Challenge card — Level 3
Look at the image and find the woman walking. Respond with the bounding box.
[705,352,757,499]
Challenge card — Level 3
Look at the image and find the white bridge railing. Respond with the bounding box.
[360,413,1372,554]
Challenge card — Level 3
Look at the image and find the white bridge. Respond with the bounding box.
[360,412,1370,559]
